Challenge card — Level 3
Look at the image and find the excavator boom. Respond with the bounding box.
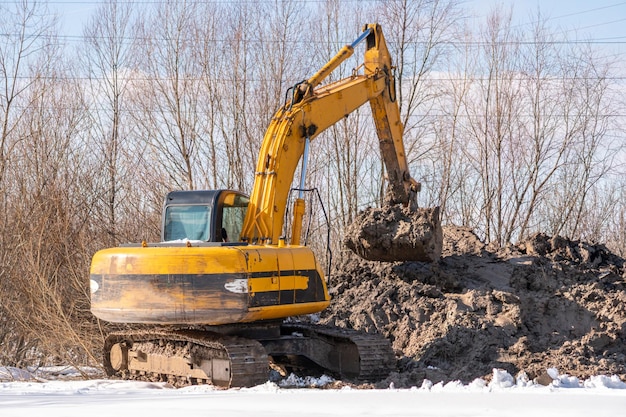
[240,24,421,246]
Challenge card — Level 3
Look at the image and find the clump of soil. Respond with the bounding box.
[343,205,443,263]
[321,226,626,387]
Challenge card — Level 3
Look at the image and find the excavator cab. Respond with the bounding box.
[161,190,249,243]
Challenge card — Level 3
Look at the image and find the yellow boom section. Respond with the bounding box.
[240,23,418,244]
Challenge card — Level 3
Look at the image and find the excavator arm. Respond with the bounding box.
[241,23,420,245]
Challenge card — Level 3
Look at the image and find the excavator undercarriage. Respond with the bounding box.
[102,323,395,388]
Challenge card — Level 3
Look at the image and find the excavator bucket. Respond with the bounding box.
[344,204,442,263]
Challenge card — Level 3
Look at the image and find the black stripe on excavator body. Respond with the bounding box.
[248,269,326,307]
[91,268,325,308]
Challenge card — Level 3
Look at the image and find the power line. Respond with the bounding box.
[5,74,626,82]
[548,1,626,19]
[485,0,626,30]
[468,0,626,46]
[564,16,626,33]
[0,0,623,50]
[6,105,626,119]
[3,31,626,47]
[2,0,373,4]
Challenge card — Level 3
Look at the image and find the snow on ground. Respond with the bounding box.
[1,367,626,416]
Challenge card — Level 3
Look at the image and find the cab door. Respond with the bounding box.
[216,191,249,242]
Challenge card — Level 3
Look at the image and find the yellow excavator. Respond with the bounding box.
[89,24,441,387]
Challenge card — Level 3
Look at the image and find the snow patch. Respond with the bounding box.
[468,378,487,389]
[416,368,626,392]
[0,367,34,381]
[547,367,560,380]
[278,373,335,388]
[584,375,626,389]
[420,379,433,390]
[489,369,515,389]
[244,381,281,392]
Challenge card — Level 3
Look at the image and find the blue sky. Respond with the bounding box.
[48,0,625,78]
[466,0,626,76]
[468,0,626,39]
[48,0,626,66]
[51,0,626,40]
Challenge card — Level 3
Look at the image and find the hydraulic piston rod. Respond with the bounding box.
[306,27,372,89]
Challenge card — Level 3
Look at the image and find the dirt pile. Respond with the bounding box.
[321,225,626,387]
[343,205,442,263]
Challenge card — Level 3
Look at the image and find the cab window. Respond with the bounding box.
[163,205,211,241]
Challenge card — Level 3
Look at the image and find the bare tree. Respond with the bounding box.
[312,2,372,230]
[544,44,616,240]
[0,0,624,372]
[81,0,137,246]
[435,6,622,247]
[377,0,462,207]
[215,2,262,191]
[430,25,474,222]
[605,181,626,256]
[0,1,100,366]
[0,0,60,365]
[131,0,204,191]
[192,2,226,189]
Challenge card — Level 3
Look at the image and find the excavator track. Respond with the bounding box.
[103,329,269,388]
[270,323,396,382]
[102,323,395,388]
